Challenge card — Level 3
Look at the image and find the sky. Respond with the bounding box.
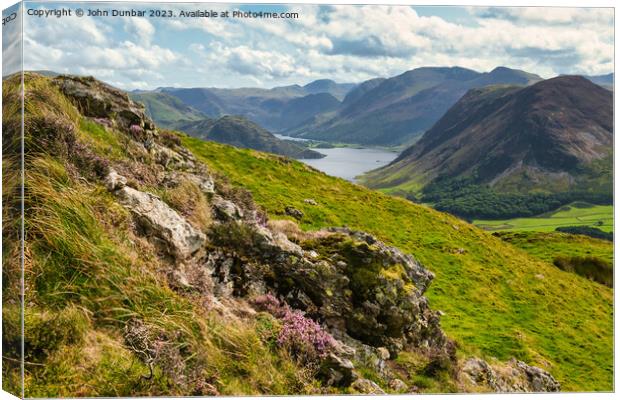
[3,2,615,90]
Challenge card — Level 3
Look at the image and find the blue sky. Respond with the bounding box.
[5,2,614,89]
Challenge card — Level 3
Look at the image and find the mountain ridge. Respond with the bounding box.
[361,75,613,217]
[286,66,543,146]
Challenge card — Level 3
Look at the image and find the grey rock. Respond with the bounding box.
[151,143,195,170]
[319,353,357,387]
[53,75,152,132]
[351,378,386,394]
[461,357,560,393]
[304,198,318,205]
[164,171,215,195]
[104,169,127,192]
[515,360,560,392]
[285,206,304,220]
[212,195,244,221]
[388,378,408,392]
[116,186,206,259]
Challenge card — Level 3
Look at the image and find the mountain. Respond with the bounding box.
[583,73,613,90]
[4,72,611,396]
[362,76,613,214]
[341,78,386,107]
[129,90,326,159]
[287,66,542,146]
[142,79,354,132]
[302,79,356,99]
[173,115,324,159]
[130,91,207,127]
[157,87,226,117]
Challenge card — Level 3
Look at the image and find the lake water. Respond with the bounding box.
[274,134,399,181]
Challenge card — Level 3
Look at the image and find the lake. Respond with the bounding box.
[274,135,399,181]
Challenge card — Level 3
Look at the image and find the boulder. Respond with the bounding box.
[285,206,304,220]
[116,185,206,259]
[388,378,408,392]
[461,357,560,393]
[163,171,215,195]
[151,143,195,170]
[351,378,385,394]
[53,75,152,132]
[319,352,357,387]
[515,360,560,392]
[214,224,449,357]
[104,169,127,192]
[212,196,244,221]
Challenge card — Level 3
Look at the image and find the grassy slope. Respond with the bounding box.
[130,92,206,127]
[4,75,324,397]
[474,204,613,233]
[494,231,613,265]
[183,136,613,391]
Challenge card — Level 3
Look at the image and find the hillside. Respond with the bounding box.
[173,115,324,159]
[362,76,613,218]
[144,79,352,132]
[287,66,542,146]
[2,73,612,396]
[130,91,207,127]
[584,73,614,90]
[181,136,612,392]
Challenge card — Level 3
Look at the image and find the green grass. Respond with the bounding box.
[4,74,324,397]
[495,231,613,266]
[130,92,206,128]
[474,204,613,233]
[183,136,613,392]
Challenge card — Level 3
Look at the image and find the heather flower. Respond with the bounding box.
[277,309,335,361]
[251,293,336,362]
[251,293,286,317]
[130,124,144,136]
[93,117,111,128]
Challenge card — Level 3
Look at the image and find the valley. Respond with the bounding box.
[474,203,613,233]
[6,66,612,396]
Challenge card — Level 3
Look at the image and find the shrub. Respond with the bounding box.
[160,130,182,147]
[251,293,285,317]
[251,294,335,363]
[277,310,335,363]
[555,226,613,241]
[553,256,613,287]
[130,124,143,136]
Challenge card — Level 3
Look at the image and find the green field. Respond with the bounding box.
[474,203,613,233]
[494,231,613,265]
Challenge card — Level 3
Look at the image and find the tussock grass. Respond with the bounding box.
[5,75,323,396]
[161,179,212,232]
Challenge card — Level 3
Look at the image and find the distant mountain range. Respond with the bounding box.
[362,76,613,198]
[139,79,354,132]
[128,67,613,167]
[171,115,325,159]
[133,67,612,149]
[129,91,325,159]
[286,67,543,146]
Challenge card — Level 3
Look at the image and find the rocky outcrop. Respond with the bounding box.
[54,75,155,134]
[208,220,449,358]
[105,171,206,259]
[461,357,560,393]
[212,196,244,221]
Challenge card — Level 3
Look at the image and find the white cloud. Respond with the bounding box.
[2,5,22,76]
[124,17,155,45]
[18,5,614,88]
